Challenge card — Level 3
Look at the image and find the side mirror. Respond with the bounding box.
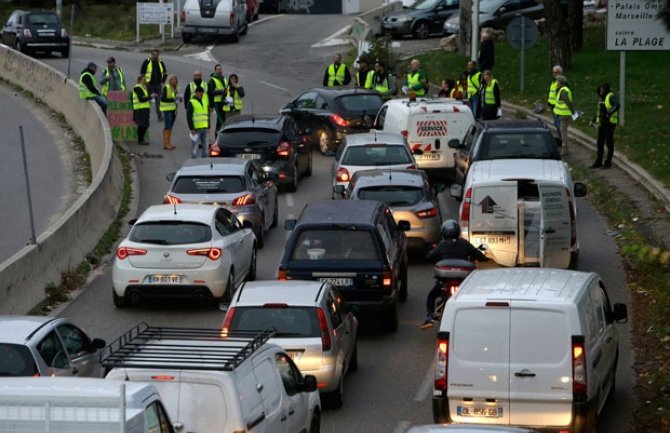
[284,219,297,231]
[91,338,106,350]
[301,375,318,393]
[433,183,446,194]
[573,182,587,198]
[448,138,462,149]
[166,172,176,182]
[333,185,345,197]
[397,220,411,231]
[412,148,424,156]
[612,303,628,323]
[242,220,254,230]
[128,218,138,226]
[450,184,463,200]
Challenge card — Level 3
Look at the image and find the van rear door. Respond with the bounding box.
[538,184,571,269]
[408,112,450,170]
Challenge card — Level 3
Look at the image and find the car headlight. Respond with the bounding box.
[395,16,413,22]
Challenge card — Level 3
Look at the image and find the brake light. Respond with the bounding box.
[407,164,416,170]
[23,29,32,38]
[330,113,348,127]
[229,12,236,26]
[434,332,449,392]
[460,187,472,225]
[232,194,255,206]
[163,194,181,205]
[33,372,41,377]
[278,269,288,280]
[180,10,186,23]
[277,141,291,157]
[572,336,587,401]
[263,303,288,308]
[151,375,175,381]
[336,167,350,182]
[116,247,147,260]
[317,308,332,351]
[448,283,460,296]
[61,28,68,37]
[221,307,236,337]
[382,269,393,293]
[415,207,437,219]
[187,248,222,260]
[400,130,408,139]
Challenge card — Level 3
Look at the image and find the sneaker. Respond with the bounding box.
[589,163,602,169]
[420,315,434,330]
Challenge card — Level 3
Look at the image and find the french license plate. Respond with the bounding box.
[475,235,512,245]
[319,277,353,287]
[148,275,183,284]
[457,406,503,417]
[237,153,262,160]
[417,153,440,160]
[198,27,218,33]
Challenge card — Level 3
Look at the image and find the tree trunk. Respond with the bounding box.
[458,0,472,57]
[568,0,583,51]
[544,0,572,70]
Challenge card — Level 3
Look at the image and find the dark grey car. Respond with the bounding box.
[1,10,70,57]
[443,0,543,35]
[381,0,459,39]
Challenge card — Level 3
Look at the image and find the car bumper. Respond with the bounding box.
[381,21,413,36]
[23,40,69,50]
[182,25,236,36]
[300,363,339,393]
[112,263,228,298]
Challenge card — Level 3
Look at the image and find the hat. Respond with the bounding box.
[87,62,98,69]
[106,56,115,63]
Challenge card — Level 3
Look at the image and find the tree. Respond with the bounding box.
[543,1,572,70]
[458,0,472,57]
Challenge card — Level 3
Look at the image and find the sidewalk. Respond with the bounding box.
[72,34,183,53]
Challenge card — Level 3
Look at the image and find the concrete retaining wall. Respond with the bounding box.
[358,1,402,36]
[0,46,123,314]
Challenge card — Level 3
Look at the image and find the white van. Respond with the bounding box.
[103,324,321,433]
[0,377,174,433]
[181,0,248,43]
[451,159,587,269]
[373,98,474,178]
[433,268,628,433]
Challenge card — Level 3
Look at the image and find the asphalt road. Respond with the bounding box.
[39,14,632,433]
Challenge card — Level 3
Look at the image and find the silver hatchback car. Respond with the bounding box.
[222,280,358,408]
[0,316,106,377]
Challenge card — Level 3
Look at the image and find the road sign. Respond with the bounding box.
[506,16,539,50]
[607,0,670,51]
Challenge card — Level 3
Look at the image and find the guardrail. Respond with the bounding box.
[0,46,123,314]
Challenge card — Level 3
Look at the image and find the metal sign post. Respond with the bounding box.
[470,0,479,61]
[19,126,37,245]
[506,16,538,94]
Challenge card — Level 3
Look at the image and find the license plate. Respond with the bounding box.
[148,275,183,284]
[237,153,262,160]
[457,406,503,417]
[417,153,440,160]
[475,235,513,245]
[319,277,353,287]
[198,27,219,33]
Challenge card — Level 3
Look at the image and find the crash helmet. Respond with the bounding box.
[440,220,461,240]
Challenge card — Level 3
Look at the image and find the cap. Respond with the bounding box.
[87,62,98,69]
[106,56,115,63]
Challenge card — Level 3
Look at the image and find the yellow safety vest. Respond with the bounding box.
[407,71,426,96]
[596,92,618,125]
[101,66,125,96]
[144,59,165,84]
[357,70,373,89]
[223,88,243,112]
[132,84,151,110]
[327,63,346,87]
[79,71,97,99]
[553,86,573,116]
[547,80,558,106]
[189,81,209,106]
[210,75,227,103]
[160,84,177,112]
[467,72,481,98]
[190,98,209,129]
[483,79,498,105]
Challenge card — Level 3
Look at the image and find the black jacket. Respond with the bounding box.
[139,59,167,86]
[426,238,488,262]
[80,68,101,96]
[478,39,495,71]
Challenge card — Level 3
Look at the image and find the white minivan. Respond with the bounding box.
[373,98,474,178]
[181,0,248,43]
[433,268,628,433]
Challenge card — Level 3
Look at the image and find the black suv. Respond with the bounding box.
[279,200,410,332]
[448,119,561,184]
[1,10,70,58]
[209,115,312,192]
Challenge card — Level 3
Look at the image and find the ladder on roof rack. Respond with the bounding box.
[99,322,276,372]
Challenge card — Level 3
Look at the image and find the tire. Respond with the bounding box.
[413,21,431,39]
[241,23,248,35]
[256,222,265,249]
[399,266,408,303]
[326,370,344,408]
[349,341,358,373]
[230,27,240,43]
[317,129,333,155]
[304,150,313,177]
[182,34,192,43]
[570,249,580,269]
[60,46,69,58]
[246,246,257,281]
[222,270,235,304]
[271,202,279,228]
[309,411,321,433]
[112,290,126,308]
[285,164,298,192]
[385,302,399,332]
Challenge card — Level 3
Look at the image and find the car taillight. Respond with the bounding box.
[572,336,587,401]
[330,113,348,127]
[382,269,393,293]
[434,332,449,392]
[221,307,236,337]
[151,375,175,381]
[187,248,222,260]
[180,10,186,23]
[116,247,147,260]
[400,130,408,139]
[407,164,416,170]
[317,308,332,351]
[415,207,438,219]
[278,269,288,280]
[460,187,472,233]
[163,194,181,205]
[61,28,68,37]
[336,167,350,182]
[448,281,461,296]
[230,12,236,26]
[232,194,255,206]
[277,141,291,157]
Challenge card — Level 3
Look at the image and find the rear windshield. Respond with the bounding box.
[357,185,425,206]
[476,132,560,161]
[217,128,280,147]
[342,145,412,166]
[0,344,38,376]
[27,13,59,25]
[335,94,383,114]
[172,176,245,194]
[292,229,379,261]
[229,307,320,337]
[130,221,212,245]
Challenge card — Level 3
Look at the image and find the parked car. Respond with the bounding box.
[222,280,358,407]
[0,316,105,377]
[342,169,445,251]
[280,88,385,155]
[331,131,416,195]
[209,115,312,192]
[1,10,70,57]
[163,158,279,248]
[443,0,543,35]
[112,204,257,308]
[382,0,460,39]
[180,0,248,43]
[279,200,410,332]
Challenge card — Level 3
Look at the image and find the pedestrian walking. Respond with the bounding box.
[547,65,565,143]
[403,59,429,97]
[371,61,397,101]
[100,57,125,98]
[590,83,620,169]
[79,62,107,115]
[466,60,482,119]
[480,70,501,120]
[139,48,167,122]
[183,70,209,110]
[223,73,245,118]
[160,74,180,151]
[323,53,351,87]
[356,56,373,89]
[187,86,210,158]
[553,75,576,156]
[208,64,228,133]
[132,75,152,146]
[478,29,495,71]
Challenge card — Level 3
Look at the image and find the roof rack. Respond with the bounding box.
[100,322,275,372]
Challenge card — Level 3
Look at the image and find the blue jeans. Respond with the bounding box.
[553,113,562,142]
[163,110,176,130]
[89,95,107,116]
[469,94,481,119]
[191,129,208,158]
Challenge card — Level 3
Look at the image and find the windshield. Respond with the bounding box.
[292,229,379,261]
[475,132,560,161]
[27,13,60,25]
[342,145,412,166]
[335,94,384,115]
[357,186,425,206]
[229,307,320,337]
[413,0,441,10]
[172,176,245,194]
[0,344,38,377]
[479,0,506,13]
[217,128,280,147]
[130,221,212,245]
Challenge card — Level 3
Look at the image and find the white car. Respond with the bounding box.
[112,204,257,308]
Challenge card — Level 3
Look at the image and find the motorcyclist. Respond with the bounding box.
[421,220,489,329]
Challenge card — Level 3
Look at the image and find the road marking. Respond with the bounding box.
[249,14,284,27]
[259,80,289,92]
[392,420,411,433]
[285,194,294,208]
[413,357,435,402]
[312,25,352,48]
[184,46,217,63]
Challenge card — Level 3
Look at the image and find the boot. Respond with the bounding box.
[163,130,174,150]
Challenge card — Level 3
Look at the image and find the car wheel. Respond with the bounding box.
[271,202,279,228]
[241,23,248,35]
[385,302,399,332]
[317,129,333,155]
[349,341,358,373]
[60,45,69,58]
[570,249,579,270]
[246,246,257,281]
[399,266,408,302]
[182,33,192,43]
[286,164,298,192]
[222,269,235,304]
[16,40,26,54]
[326,369,344,408]
[230,27,240,43]
[256,222,265,249]
[309,411,321,433]
[304,150,313,177]
[413,21,431,39]
[112,290,126,308]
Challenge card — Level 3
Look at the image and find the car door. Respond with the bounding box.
[538,183,571,269]
[454,124,478,183]
[215,208,248,284]
[252,355,285,433]
[590,280,619,411]
[275,353,310,433]
[326,288,353,372]
[282,92,318,136]
[55,323,101,377]
[286,118,308,175]
[432,0,459,32]
[248,162,271,229]
[35,330,74,376]
[3,12,19,46]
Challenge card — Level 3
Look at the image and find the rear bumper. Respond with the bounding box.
[23,39,69,50]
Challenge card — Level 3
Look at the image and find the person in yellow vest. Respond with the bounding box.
[480,70,501,120]
[223,73,245,118]
[187,86,210,158]
[457,71,468,100]
[322,53,351,87]
[355,57,373,89]
[139,48,167,122]
[403,59,429,98]
[466,60,482,119]
[159,74,180,151]
[208,64,228,133]
[132,75,152,146]
[438,79,456,98]
[547,65,564,143]
[183,70,209,110]
[100,56,125,98]
[553,75,576,156]
[590,83,620,169]
[79,62,107,115]
[371,61,397,101]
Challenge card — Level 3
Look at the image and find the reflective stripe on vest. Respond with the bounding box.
[483,79,498,105]
[407,71,426,96]
[210,75,227,103]
[160,84,177,112]
[101,67,125,96]
[79,72,97,99]
[223,89,243,111]
[553,86,572,116]
[596,92,618,125]
[190,99,209,129]
[547,80,558,106]
[132,85,151,110]
[327,64,346,87]
[467,72,481,98]
[145,60,165,84]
